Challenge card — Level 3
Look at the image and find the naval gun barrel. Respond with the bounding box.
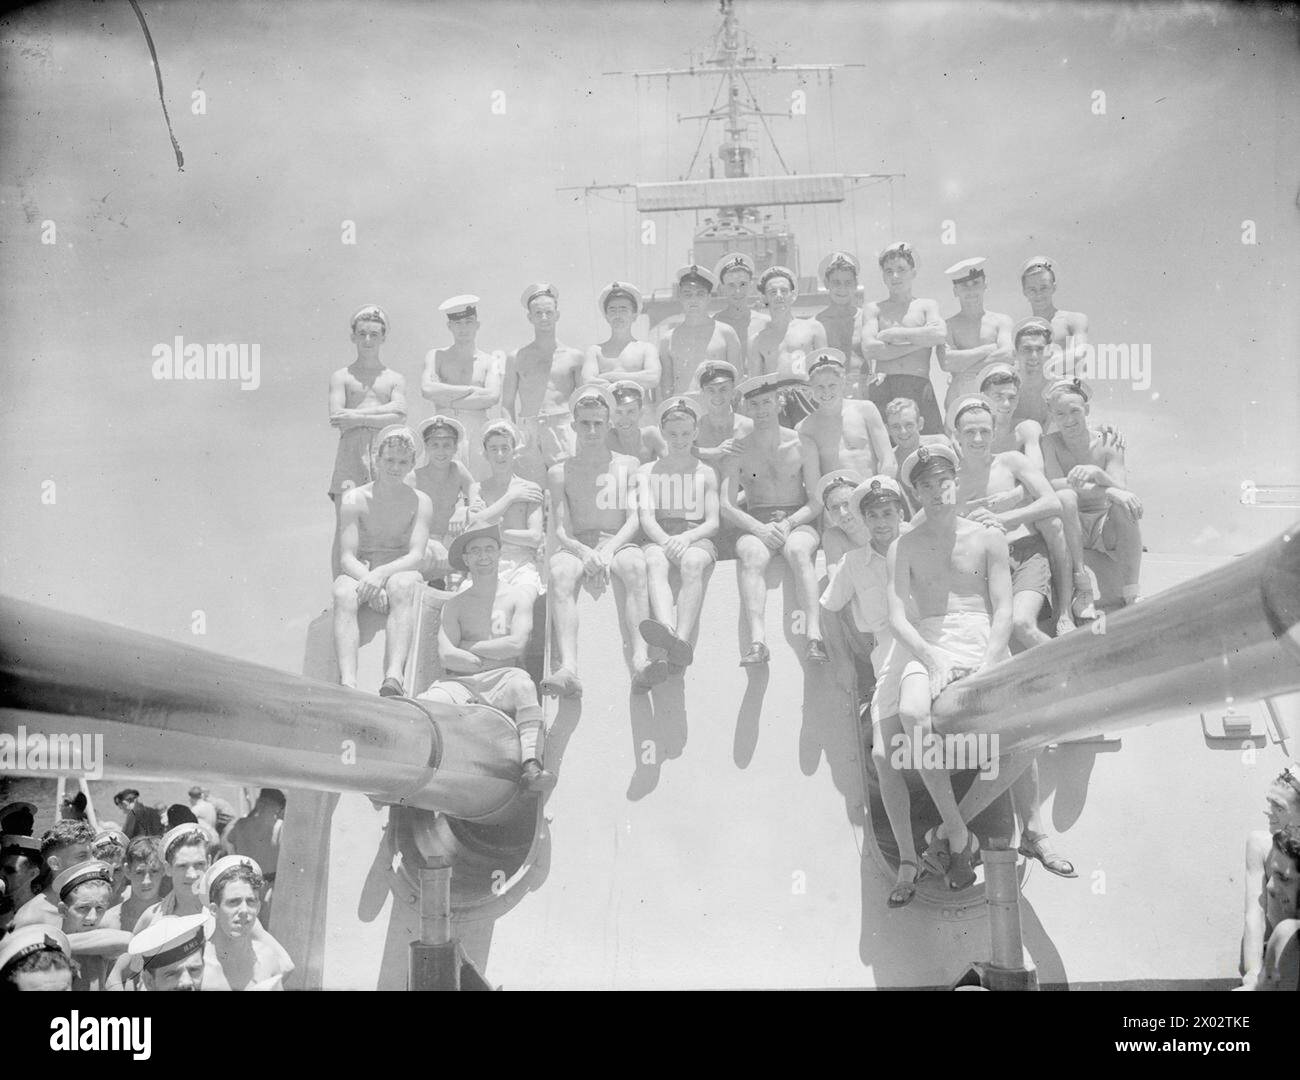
[0,598,520,820]
[934,524,1300,752]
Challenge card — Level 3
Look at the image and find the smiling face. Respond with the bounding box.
[762,274,795,316]
[1047,390,1090,439]
[880,255,915,293]
[604,297,637,331]
[886,404,921,447]
[700,379,735,413]
[527,295,559,333]
[862,500,904,546]
[611,397,642,430]
[954,407,995,462]
[660,414,697,455]
[1015,331,1050,377]
[483,433,515,470]
[914,467,957,512]
[464,536,502,577]
[953,275,986,305]
[983,378,1020,418]
[825,267,858,306]
[351,318,386,357]
[1022,268,1057,309]
[375,441,417,483]
[742,388,780,426]
[808,367,845,409]
[423,432,459,466]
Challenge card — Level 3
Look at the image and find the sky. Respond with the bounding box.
[0,0,1297,672]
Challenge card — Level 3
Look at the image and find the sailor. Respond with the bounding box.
[132,824,212,932]
[605,378,666,463]
[1,834,44,930]
[862,241,947,437]
[938,257,1013,409]
[91,825,130,905]
[127,912,213,992]
[328,304,409,574]
[711,252,770,372]
[332,425,433,697]
[222,789,285,924]
[1240,768,1300,988]
[113,789,164,839]
[1020,255,1091,380]
[11,820,95,930]
[0,800,36,837]
[465,418,545,602]
[657,263,741,397]
[503,282,587,482]
[750,264,825,426]
[814,469,873,722]
[422,294,503,479]
[795,347,895,479]
[412,414,476,587]
[721,370,828,665]
[582,281,662,395]
[0,923,74,991]
[820,476,918,905]
[202,854,294,990]
[186,787,218,833]
[636,395,720,670]
[817,469,868,569]
[1250,826,1300,991]
[813,250,866,390]
[882,396,953,511]
[1009,316,1054,425]
[889,443,1012,892]
[420,524,556,792]
[691,359,752,469]
[107,835,165,934]
[1041,377,1144,607]
[544,384,661,696]
[53,859,130,990]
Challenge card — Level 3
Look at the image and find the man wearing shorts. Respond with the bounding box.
[422,295,503,479]
[1020,255,1090,380]
[466,418,545,602]
[411,414,474,586]
[420,524,555,793]
[582,281,662,395]
[711,252,769,374]
[812,251,866,389]
[636,395,720,672]
[721,371,828,665]
[1010,317,1054,427]
[656,263,741,397]
[796,347,895,478]
[545,384,659,696]
[938,257,1013,409]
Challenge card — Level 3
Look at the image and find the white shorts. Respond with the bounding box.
[900,611,1008,687]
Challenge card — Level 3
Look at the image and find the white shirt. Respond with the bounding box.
[820,544,890,635]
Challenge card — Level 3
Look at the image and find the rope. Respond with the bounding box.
[127,0,184,172]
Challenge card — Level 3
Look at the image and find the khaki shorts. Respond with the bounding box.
[1008,534,1051,600]
[419,666,535,711]
[642,515,718,562]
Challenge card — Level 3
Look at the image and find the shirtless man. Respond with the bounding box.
[12,820,94,930]
[796,347,896,480]
[1010,317,1054,426]
[1,835,43,930]
[411,415,474,586]
[467,419,545,602]
[636,396,720,670]
[657,264,741,397]
[421,524,555,792]
[108,836,164,933]
[889,443,1012,891]
[946,398,1077,877]
[328,305,408,573]
[0,924,75,991]
[1042,378,1144,606]
[1241,767,1300,989]
[1021,256,1090,380]
[692,360,753,470]
[750,265,826,379]
[582,281,662,395]
[203,856,292,990]
[862,242,947,436]
[54,861,131,990]
[721,371,828,665]
[605,379,666,463]
[422,295,503,479]
[938,257,1013,408]
[884,396,953,495]
[815,469,873,721]
[545,385,660,696]
[712,252,770,374]
[813,251,865,389]
[333,426,433,697]
[223,789,284,925]
[503,283,588,482]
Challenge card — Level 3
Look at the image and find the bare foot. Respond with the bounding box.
[540,667,583,699]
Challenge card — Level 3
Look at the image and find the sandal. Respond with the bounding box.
[1018,832,1077,878]
[948,830,981,891]
[920,827,951,877]
[887,860,920,909]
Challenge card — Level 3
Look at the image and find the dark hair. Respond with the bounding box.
[211,864,264,904]
[125,835,163,870]
[39,820,95,860]
[980,371,1020,392]
[953,401,994,430]
[1274,825,1300,865]
[257,789,287,810]
[1014,325,1052,349]
[167,805,197,827]
[2,947,76,989]
[164,828,209,864]
[114,788,140,804]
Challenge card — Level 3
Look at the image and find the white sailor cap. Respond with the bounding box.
[439,294,480,320]
[852,475,906,513]
[52,859,114,901]
[944,256,988,284]
[815,469,865,505]
[1020,255,1055,279]
[878,241,917,268]
[568,382,617,417]
[818,250,860,281]
[1012,316,1053,345]
[520,282,559,309]
[417,413,467,445]
[204,854,261,901]
[128,912,214,973]
[697,359,739,386]
[160,823,211,863]
[350,304,390,331]
[806,347,849,377]
[1,832,42,857]
[92,826,129,854]
[1042,376,1093,404]
[656,395,701,427]
[757,265,797,293]
[608,379,646,405]
[946,393,998,433]
[976,361,1021,392]
[675,264,718,291]
[0,924,71,978]
[481,417,525,449]
[713,252,756,281]
[735,369,809,401]
[373,424,425,467]
[900,442,960,486]
[448,524,502,574]
[598,281,643,315]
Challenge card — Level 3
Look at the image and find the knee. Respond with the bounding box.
[643,546,668,573]
[549,556,578,590]
[1056,487,1078,514]
[332,578,358,606]
[386,573,419,602]
[613,550,646,585]
[503,671,539,710]
[681,548,711,576]
[736,539,766,569]
[1012,611,1039,638]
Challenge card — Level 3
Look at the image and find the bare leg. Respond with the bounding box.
[610,547,652,670]
[1104,505,1144,603]
[783,530,824,643]
[642,545,675,627]
[380,571,421,684]
[955,751,1036,821]
[898,673,968,852]
[735,535,772,647]
[545,552,584,689]
[1011,590,1052,649]
[332,575,361,689]
[872,712,919,878]
[1036,513,1077,637]
[1056,488,1097,620]
[330,496,342,579]
[674,547,714,645]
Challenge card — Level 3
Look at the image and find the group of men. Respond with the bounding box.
[0,789,289,991]
[324,244,1145,873]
